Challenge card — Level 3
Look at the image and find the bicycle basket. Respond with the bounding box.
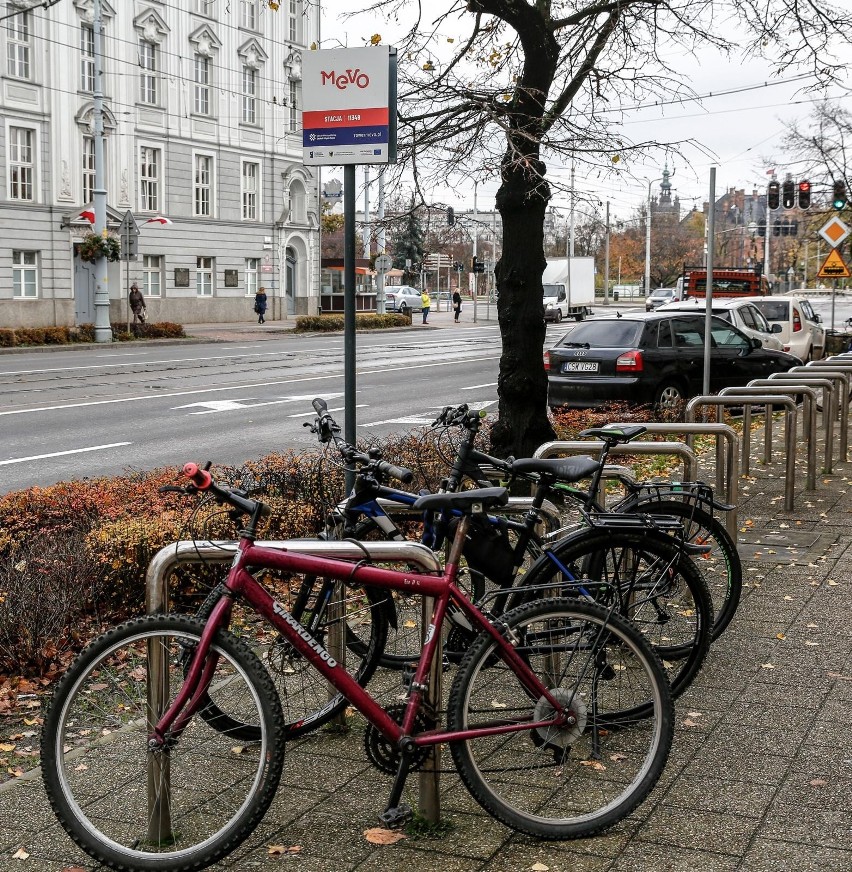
[451,514,515,589]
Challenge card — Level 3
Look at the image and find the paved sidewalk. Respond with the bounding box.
[2,421,850,871]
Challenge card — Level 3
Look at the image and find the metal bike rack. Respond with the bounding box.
[762,374,836,472]
[145,538,445,835]
[608,421,740,538]
[686,395,798,511]
[799,365,851,461]
[720,385,817,489]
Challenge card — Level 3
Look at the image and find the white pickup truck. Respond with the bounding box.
[542,257,596,322]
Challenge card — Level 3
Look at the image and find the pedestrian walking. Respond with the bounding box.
[254,286,268,324]
[128,283,147,335]
[421,289,431,324]
[452,289,462,323]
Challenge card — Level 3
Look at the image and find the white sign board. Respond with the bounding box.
[818,216,850,249]
[302,47,397,167]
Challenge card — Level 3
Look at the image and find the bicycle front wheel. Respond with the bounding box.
[448,598,674,839]
[41,614,285,872]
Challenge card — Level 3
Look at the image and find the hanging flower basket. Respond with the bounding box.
[79,232,121,263]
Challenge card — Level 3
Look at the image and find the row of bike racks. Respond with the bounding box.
[144,358,852,830]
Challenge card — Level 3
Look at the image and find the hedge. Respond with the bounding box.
[295,312,410,332]
[0,322,185,348]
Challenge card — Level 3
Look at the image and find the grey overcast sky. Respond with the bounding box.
[318,3,849,225]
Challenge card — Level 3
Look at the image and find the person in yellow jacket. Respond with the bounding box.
[420,289,431,324]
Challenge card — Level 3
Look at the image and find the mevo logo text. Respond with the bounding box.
[321,69,370,89]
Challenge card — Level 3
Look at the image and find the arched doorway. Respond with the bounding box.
[285,246,296,316]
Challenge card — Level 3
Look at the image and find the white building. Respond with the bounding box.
[0,0,320,328]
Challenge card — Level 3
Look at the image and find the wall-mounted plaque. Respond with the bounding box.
[174,268,190,287]
[224,269,239,287]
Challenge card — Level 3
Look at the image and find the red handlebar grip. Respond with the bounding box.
[182,462,212,490]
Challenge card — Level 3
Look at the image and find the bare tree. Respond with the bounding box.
[350,0,847,457]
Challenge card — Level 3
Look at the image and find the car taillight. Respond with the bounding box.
[792,308,802,332]
[543,351,551,371]
[616,350,643,372]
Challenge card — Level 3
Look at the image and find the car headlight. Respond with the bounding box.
[545,304,554,311]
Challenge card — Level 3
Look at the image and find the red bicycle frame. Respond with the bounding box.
[151,518,569,748]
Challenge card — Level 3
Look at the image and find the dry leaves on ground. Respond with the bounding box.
[267,844,302,856]
[363,827,407,845]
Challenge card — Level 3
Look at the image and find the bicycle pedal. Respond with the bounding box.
[378,803,412,829]
[400,665,415,689]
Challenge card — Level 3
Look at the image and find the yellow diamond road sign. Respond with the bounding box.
[818,216,849,248]
[817,248,851,279]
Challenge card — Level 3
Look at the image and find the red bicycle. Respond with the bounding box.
[41,454,674,871]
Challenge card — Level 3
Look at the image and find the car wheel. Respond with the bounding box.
[654,381,686,416]
[399,303,408,315]
[574,309,585,322]
[555,309,563,323]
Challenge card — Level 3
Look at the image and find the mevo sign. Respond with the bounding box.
[302,46,397,167]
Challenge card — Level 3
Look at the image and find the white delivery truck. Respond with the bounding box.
[542,257,596,322]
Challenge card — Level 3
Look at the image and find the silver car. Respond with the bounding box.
[656,297,784,350]
[385,285,423,314]
[645,288,681,311]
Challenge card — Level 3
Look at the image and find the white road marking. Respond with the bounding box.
[0,356,500,418]
[0,442,132,466]
[461,383,497,390]
[175,393,345,415]
[286,404,366,419]
[362,399,497,427]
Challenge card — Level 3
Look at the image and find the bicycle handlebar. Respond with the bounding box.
[433,404,487,430]
[182,462,270,518]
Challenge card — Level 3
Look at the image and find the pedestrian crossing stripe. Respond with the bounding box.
[817,249,851,279]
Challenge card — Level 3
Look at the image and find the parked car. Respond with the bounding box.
[385,286,423,314]
[645,287,681,311]
[751,296,826,361]
[656,297,784,350]
[545,311,801,411]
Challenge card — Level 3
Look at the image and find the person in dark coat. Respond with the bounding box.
[129,283,146,334]
[254,287,268,324]
[452,289,462,323]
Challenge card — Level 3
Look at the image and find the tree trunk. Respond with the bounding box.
[491,159,557,459]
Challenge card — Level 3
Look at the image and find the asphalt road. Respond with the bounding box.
[1,322,575,495]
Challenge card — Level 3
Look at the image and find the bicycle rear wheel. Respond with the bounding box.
[516,527,713,702]
[634,499,742,640]
[41,614,285,872]
[448,598,674,839]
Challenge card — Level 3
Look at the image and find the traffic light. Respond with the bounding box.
[447,207,455,226]
[780,220,789,237]
[773,220,781,237]
[767,180,780,210]
[782,179,795,209]
[833,180,848,210]
[790,220,798,237]
[797,180,811,210]
[757,220,766,237]
[471,256,485,273]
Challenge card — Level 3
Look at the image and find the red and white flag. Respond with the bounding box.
[77,209,96,224]
[143,215,173,225]
[765,168,776,176]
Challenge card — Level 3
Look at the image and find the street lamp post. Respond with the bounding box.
[644,176,663,297]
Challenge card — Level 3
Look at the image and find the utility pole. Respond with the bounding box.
[703,167,716,396]
[92,0,111,343]
[764,172,774,289]
[603,200,610,306]
[363,166,371,259]
[569,164,576,257]
[472,183,478,323]
[376,168,386,314]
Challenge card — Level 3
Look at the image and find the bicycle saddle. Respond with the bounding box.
[413,486,508,513]
[510,456,600,482]
[579,425,646,443]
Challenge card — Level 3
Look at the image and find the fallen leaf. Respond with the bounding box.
[402,620,417,629]
[761,663,775,669]
[579,760,606,771]
[809,778,827,787]
[776,633,786,640]
[231,746,245,755]
[491,699,508,709]
[531,864,550,871]
[609,752,628,762]
[364,827,406,845]
[687,711,702,718]
[828,580,839,586]
[682,719,700,727]
[0,743,16,752]
[267,844,302,855]
[805,641,819,647]
[12,847,30,859]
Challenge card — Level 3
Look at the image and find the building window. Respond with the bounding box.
[241,161,258,220]
[240,0,257,30]
[245,257,259,295]
[288,80,298,131]
[194,54,210,115]
[12,251,38,298]
[9,127,34,201]
[241,66,256,124]
[80,24,95,91]
[82,135,96,202]
[194,0,216,14]
[6,13,30,79]
[139,146,160,211]
[194,154,212,217]
[139,40,157,104]
[289,0,298,42]
[142,254,162,296]
[196,256,214,296]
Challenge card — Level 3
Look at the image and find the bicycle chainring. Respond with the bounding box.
[364,703,431,775]
[444,625,476,662]
[531,688,587,760]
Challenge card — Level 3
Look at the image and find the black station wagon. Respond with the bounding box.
[545,312,801,411]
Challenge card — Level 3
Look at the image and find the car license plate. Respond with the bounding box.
[562,361,598,372]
